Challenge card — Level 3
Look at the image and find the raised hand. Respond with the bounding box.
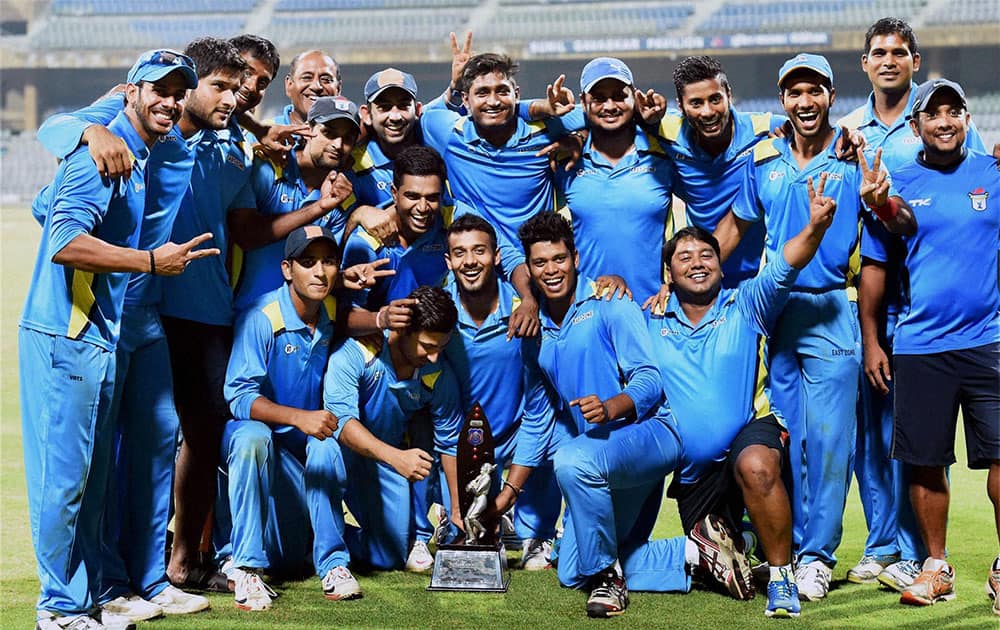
[858,148,889,208]
[320,171,354,211]
[151,232,221,276]
[543,74,576,118]
[449,31,474,90]
[340,257,395,290]
[807,172,836,230]
[634,88,667,125]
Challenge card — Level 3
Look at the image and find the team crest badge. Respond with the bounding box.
[467,428,484,446]
[969,187,988,211]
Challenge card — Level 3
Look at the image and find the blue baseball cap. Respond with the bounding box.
[127,49,197,89]
[285,224,339,260]
[580,57,634,94]
[364,67,418,102]
[911,78,967,116]
[307,96,361,133]
[777,53,833,89]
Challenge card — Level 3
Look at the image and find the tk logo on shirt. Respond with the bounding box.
[969,187,989,211]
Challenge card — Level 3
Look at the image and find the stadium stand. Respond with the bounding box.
[479,2,695,40]
[32,16,246,49]
[49,0,257,15]
[696,0,926,34]
[265,11,466,46]
[927,0,1000,24]
[276,0,476,9]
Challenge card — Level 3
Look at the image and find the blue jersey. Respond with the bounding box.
[323,333,463,455]
[733,130,871,292]
[654,109,785,285]
[341,220,449,310]
[160,121,255,325]
[225,286,339,434]
[537,277,667,454]
[231,152,357,313]
[886,152,1000,354]
[648,255,799,483]
[21,112,149,351]
[553,127,674,300]
[35,94,197,307]
[442,277,554,467]
[420,108,569,262]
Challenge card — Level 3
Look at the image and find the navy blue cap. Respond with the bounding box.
[911,78,967,116]
[364,67,418,102]
[307,96,361,132]
[285,225,338,260]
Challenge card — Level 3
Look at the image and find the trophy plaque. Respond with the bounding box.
[427,402,510,592]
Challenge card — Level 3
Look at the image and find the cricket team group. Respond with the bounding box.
[17,14,1000,629]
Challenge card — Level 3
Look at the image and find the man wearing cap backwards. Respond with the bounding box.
[20,49,218,630]
[836,17,989,591]
[230,95,362,313]
[712,52,913,601]
[866,78,999,613]
[322,285,463,572]
[221,225,373,611]
[549,57,674,302]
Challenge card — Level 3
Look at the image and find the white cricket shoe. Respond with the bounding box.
[36,614,109,630]
[149,585,210,614]
[406,540,434,572]
[322,566,362,601]
[520,538,553,570]
[795,560,832,601]
[878,559,922,592]
[233,568,275,611]
[847,554,897,584]
[100,594,162,622]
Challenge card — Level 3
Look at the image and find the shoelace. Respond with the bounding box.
[245,572,279,598]
[770,578,795,601]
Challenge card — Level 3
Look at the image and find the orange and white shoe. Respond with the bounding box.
[900,559,956,606]
[987,559,1000,616]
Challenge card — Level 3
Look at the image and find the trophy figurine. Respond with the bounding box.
[427,402,510,592]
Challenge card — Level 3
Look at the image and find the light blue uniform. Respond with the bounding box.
[420,108,570,272]
[441,277,560,541]
[36,94,198,603]
[231,151,357,313]
[838,91,985,562]
[323,334,463,570]
[221,287,350,575]
[553,127,674,301]
[653,109,786,287]
[537,278,686,591]
[732,130,869,567]
[20,111,148,616]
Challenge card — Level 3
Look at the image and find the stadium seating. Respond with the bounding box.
[265,12,466,46]
[927,0,1000,25]
[479,2,694,41]
[49,0,256,15]
[0,132,58,205]
[696,0,926,34]
[276,0,476,10]
[32,16,245,49]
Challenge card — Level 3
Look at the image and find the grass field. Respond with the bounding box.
[0,208,995,629]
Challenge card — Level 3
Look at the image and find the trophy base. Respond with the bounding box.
[427,543,510,592]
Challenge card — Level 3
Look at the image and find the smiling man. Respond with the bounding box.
[712,53,912,601]
[276,49,341,126]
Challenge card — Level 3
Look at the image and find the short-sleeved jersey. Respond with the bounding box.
[341,220,449,310]
[442,277,554,467]
[887,152,1000,354]
[420,108,569,261]
[648,255,799,483]
[323,332,463,455]
[732,129,870,292]
[224,286,339,434]
[537,277,668,454]
[159,120,255,326]
[35,94,197,308]
[21,112,149,351]
[654,109,786,286]
[553,127,674,300]
[231,151,357,313]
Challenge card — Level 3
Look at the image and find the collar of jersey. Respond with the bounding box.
[660,286,736,329]
[462,115,534,146]
[862,81,918,129]
[539,275,600,331]
[276,282,333,336]
[447,274,519,329]
[580,125,648,165]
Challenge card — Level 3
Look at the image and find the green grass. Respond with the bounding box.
[0,209,995,628]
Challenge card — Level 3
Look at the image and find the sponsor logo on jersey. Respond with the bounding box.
[970,187,988,211]
[769,170,784,181]
[571,310,594,325]
[908,198,931,206]
[284,343,299,355]
[576,168,599,177]
[377,180,389,191]
[227,153,247,170]
[629,166,655,174]
[821,171,843,181]
[660,328,681,337]
[831,348,856,357]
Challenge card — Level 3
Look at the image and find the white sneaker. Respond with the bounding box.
[36,614,109,630]
[405,540,434,572]
[847,554,897,584]
[795,560,832,601]
[878,559,922,592]
[100,594,163,622]
[520,538,553,570]
[233,568,275,611]
[322,566,362,601]
[149,585,210,614]
[95,612,136,630]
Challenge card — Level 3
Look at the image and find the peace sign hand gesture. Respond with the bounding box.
[807,172,837,231]
[858,147,890,208]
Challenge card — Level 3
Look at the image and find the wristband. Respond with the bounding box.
[376,307,386,330]
[869,197,899,222]
[503,480,523,496]
[148,250,156,275]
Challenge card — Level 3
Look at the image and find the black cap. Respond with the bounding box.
[911,78,967,117]
[284,225,338,260]
[306,96,361,132]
